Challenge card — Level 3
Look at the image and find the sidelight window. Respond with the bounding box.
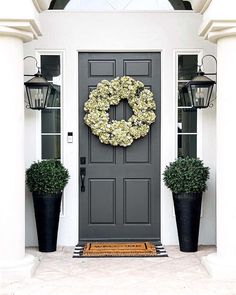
[177,53,199,158]
[39,53,62,160]
[38,52,65,216]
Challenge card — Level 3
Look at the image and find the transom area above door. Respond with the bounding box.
[49,0,193,11]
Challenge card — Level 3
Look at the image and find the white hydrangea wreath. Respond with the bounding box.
[84,76,156,147]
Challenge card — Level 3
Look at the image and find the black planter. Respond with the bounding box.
[33,192,62,252]
[173,192,202,252]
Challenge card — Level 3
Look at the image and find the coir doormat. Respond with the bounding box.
[73,241,168,258]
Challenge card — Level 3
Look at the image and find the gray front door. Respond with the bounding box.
[79,52,161,243]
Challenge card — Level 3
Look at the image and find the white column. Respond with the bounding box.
[202,35,236,280]
[216,36,236,258]
[0,35,38,282]
[0,0,45,283]
[195,0,236,279]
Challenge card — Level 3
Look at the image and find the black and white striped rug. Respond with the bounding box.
[73,242,168,258]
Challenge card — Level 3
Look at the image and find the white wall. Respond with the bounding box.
[24,10,216,246]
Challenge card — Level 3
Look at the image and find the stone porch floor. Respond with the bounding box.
[1,246,236,295]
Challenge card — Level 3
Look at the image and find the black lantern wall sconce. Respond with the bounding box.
[24,56,53,110]
[180,55,217,109]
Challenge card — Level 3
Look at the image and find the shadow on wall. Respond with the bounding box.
[25,188,38,246]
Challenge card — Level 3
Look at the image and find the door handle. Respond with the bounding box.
[80,167,86,192]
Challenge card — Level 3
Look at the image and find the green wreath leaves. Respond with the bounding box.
[84,76,156,147]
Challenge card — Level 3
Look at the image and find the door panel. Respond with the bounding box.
[89,179,116,224]
[124,179,150,224]
[79,52,161,243]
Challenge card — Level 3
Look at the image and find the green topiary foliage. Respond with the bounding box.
[26,160,70,194]
[163,157,210,194]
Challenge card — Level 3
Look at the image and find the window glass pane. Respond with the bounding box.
[178,109,197,133]
[42,109,61,133]
[42,135,61,159]
[41,55,60,81]
[178,82,192,107]
[27,86,49,109]
[47,85,60,107]
[178,55,198,80]
[178,135,197,158]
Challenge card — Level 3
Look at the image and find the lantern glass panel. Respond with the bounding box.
[188,84,213,108]
[26,85,49,109]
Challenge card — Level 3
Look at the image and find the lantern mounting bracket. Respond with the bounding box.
[198,54,217,77]
[24,56,41,77]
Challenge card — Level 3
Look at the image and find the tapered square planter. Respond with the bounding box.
[33,192,62,252]
[173,192,202,252]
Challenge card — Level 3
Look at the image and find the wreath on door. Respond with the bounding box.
[84,76,156,147]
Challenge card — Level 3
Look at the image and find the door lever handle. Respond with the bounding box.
[80,167,86,192]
